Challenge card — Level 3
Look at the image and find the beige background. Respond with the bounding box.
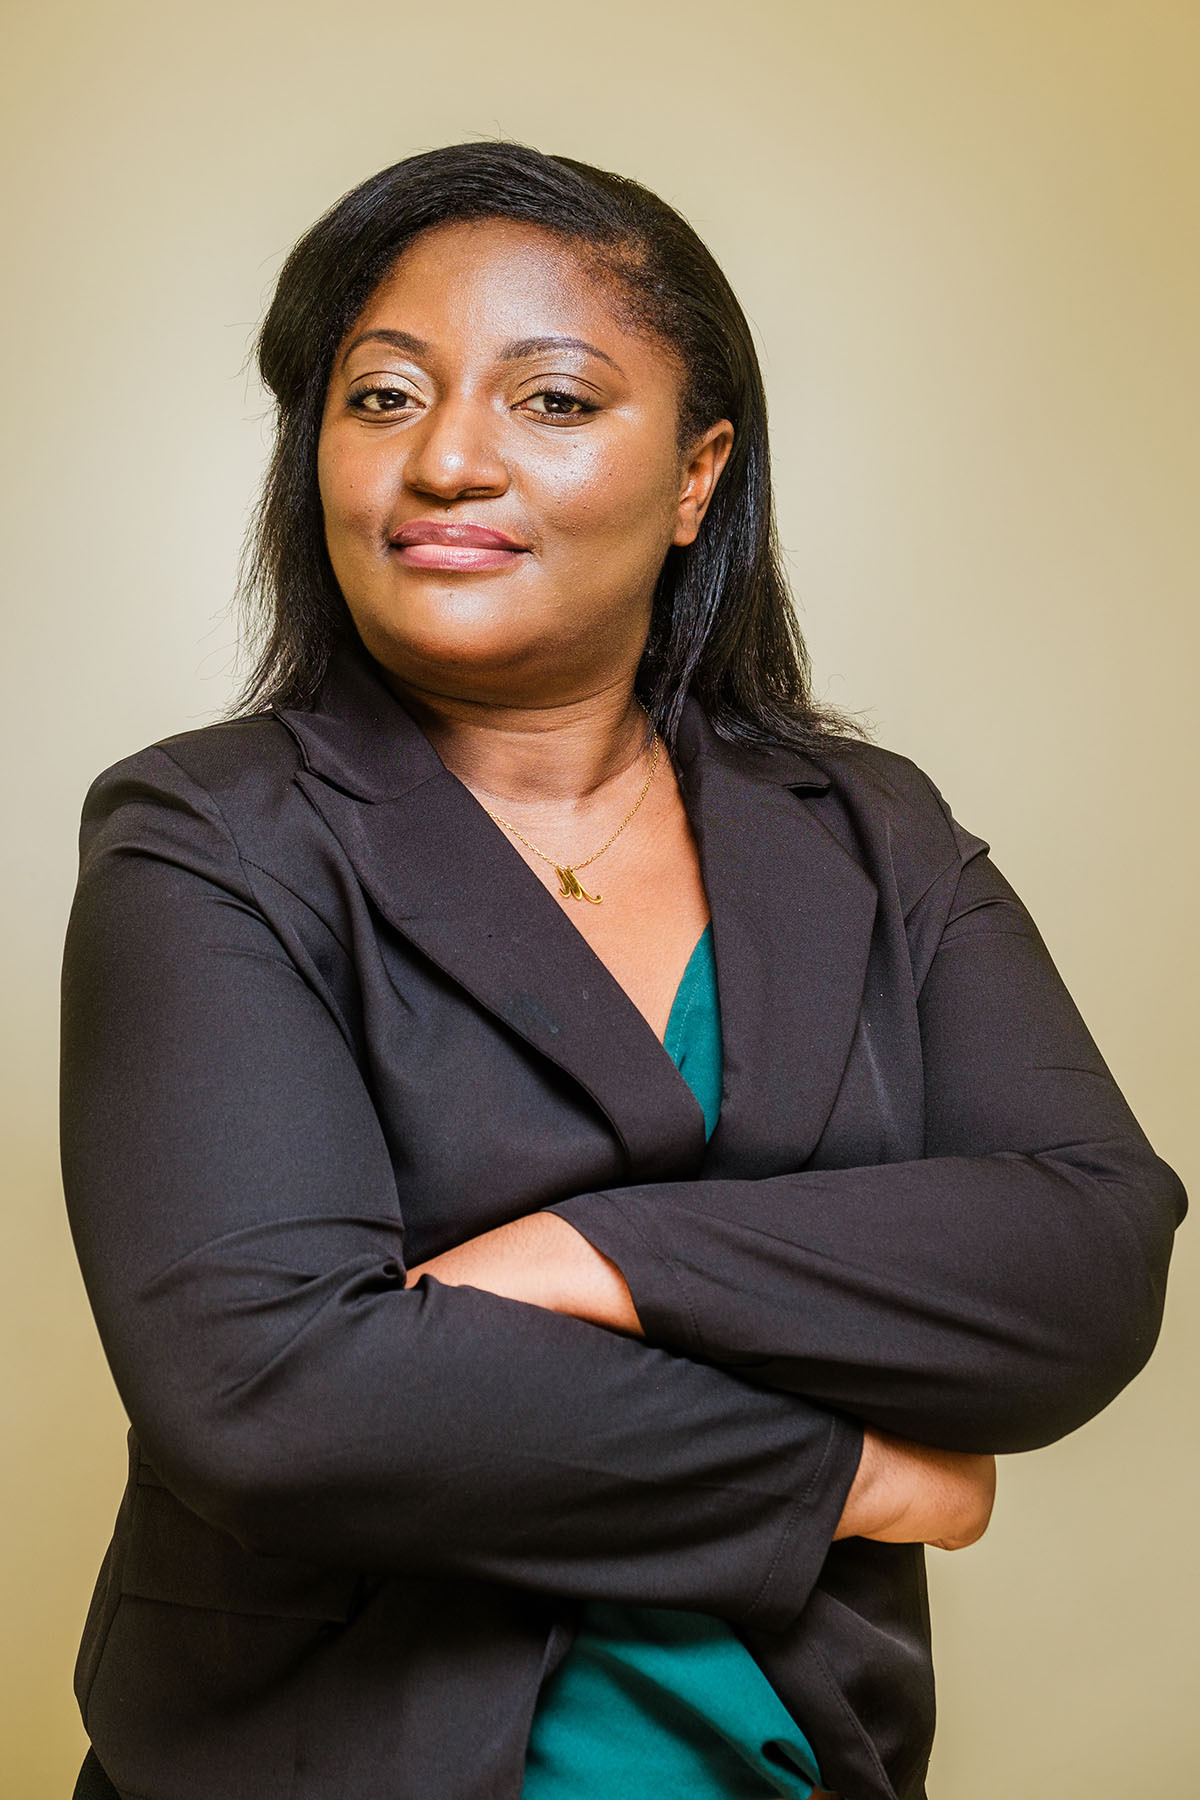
[2,1,1196,1793]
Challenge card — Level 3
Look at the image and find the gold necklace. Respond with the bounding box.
[478,708,660,905]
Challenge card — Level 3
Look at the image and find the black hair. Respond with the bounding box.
[236,139,858,749]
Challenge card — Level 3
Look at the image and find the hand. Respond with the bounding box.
[834,1428,996,1550]
[405,1212,644,1336]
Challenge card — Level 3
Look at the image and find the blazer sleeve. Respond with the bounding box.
[549,797,1187,1455]
[59,747,861,1631]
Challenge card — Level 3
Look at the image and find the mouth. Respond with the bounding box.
[388,519,529,573]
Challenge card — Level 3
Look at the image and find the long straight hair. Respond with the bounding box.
[236,140,858,750]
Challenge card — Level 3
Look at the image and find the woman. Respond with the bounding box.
[62,142,1184,1800]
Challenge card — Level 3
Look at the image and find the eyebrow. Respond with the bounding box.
[340,328,624,374]
[498,335,624,373]
[340,329,429,368]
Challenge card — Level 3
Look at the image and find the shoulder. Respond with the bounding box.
[85,711,300,806]
[807,737,949,813]
[78,712,305,868]
[791,736,986,908]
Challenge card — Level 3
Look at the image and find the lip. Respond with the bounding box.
[389,520,527,550]
[388,519,528,573]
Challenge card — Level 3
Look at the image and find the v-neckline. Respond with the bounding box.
[283,649,878,1187]
[663,923,715,1051]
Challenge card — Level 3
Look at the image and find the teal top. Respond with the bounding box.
[521,925,823,1799]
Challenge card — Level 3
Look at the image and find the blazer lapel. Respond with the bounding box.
[278,647,707,1184]
[672,702,878,1177]
[279,647,878,1187]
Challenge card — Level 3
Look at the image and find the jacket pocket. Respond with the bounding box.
[122,1477,363,1621]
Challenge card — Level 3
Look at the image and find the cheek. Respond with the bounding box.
[317,432,389,553]
[532,437,680,554]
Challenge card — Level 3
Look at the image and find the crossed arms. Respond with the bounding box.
[61,748,1185,1631]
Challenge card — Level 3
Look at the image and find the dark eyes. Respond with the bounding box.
[350,387,416,414]
[347,385,597,423]
[521,390,596,418]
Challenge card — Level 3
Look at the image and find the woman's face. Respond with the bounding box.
[318,218,732,708]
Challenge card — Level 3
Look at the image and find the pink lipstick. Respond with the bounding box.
[388,519,528,572]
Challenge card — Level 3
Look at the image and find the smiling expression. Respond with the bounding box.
[317,217,731,708]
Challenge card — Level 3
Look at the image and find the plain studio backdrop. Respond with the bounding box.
[2,2,1196,1793]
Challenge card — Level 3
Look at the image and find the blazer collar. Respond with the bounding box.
[277,644,874,1184]
[275,639,447,802]
[280,639,836,803]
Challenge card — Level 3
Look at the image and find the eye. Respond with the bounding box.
[348,383,421,415]
[520,389,598,422]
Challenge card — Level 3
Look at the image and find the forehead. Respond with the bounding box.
[343,217,667,367]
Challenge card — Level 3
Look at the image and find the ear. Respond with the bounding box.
[673,419,735,547]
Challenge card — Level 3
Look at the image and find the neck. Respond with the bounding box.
[384,672,652,809]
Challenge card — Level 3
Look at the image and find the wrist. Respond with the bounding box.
[833,1428,889,1541]
[833,1428,997,1549]
[538,1212,643,1334]
[404,1212,642,1337]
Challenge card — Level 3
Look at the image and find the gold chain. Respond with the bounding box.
[479,706,660,905]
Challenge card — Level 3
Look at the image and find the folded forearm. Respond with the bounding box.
[404,1210,644,1335]
[115,1248,859,1626]
[547,1140,1181,1452]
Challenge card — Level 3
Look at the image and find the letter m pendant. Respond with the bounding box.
[556,866,602,904]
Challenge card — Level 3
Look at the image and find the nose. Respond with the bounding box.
[402,391,509,502]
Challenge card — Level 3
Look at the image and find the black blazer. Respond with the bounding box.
[61,643,1185,1800]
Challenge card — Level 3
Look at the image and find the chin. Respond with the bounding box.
[357,621,577,699]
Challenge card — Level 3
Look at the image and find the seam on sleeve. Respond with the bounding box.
[932,916,1037,947]
[152,747,308,965]
[896,761,966,919]
[239,855,356,961]
[901,851,960,927]
[605,1197,706,1355]
[154,745,255,878]
[746,1413,855,1629]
